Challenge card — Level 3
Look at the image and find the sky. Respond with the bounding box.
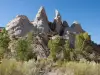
[0,0,100,44]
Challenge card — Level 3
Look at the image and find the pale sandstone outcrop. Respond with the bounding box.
[6,7,86,59]
[32,6,50,34]
[6,15,34,39]
[54,10,62,34]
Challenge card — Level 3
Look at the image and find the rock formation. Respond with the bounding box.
[6,7,85,40]
[48,22,56,32]
[62,21,85,45]
[6,6,86,58]
[59,21,69,36]
[71,21,85,33]
[6,15,34,39]
[32,6,50,34]
[54,10,63,34]
[62,21,69,27]
[33,35,49,59]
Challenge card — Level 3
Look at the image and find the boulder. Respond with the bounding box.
[6,15,34,39]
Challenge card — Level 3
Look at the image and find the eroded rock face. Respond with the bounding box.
[5,7,86,58]
[33,35,49,59]
[59,21,69,36]
[54,10,62,34]
[48,22,56,32]
[71,21,85,33]
[6,15,34,39]
[32,6,50,34]
[62,21,85,45]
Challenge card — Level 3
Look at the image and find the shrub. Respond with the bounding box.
[0,58,100,75]
[0,59,23,75]
[0,59,54,75]
[0,29,10,59]
[74,33,100,61]
[64,40,75,61]
[48,35,62,61]
[15,38,36,61]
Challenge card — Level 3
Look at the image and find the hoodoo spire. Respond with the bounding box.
[54,9,62,34]
[55,9,61,19]
[33,6,50,34]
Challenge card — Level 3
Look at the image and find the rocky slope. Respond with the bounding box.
[6,6,84,39]
[6,6,85,59]
[32,6,50,34]
[6,15,34,39]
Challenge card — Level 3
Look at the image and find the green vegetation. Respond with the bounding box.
[16,38,34,61]
[15,32,36,61]
[0,29,100,75]
[48,32,100,62]
[64,40,75,61]
[48,35,61,61]
[0,29,10,59]
[74,33,100,61]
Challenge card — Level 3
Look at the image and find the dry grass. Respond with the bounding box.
[0,59,100,75]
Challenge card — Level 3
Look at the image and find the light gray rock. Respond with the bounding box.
[33,35,49,59]
[32,6,50,34]
[6,15,34,39]
[54,10,62,34]
[63,29,76,46]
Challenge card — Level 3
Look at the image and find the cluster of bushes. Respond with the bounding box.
[0,29,36,61]
[0,29,10,60]
[0,29,100,62]
[48,33,100,62]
